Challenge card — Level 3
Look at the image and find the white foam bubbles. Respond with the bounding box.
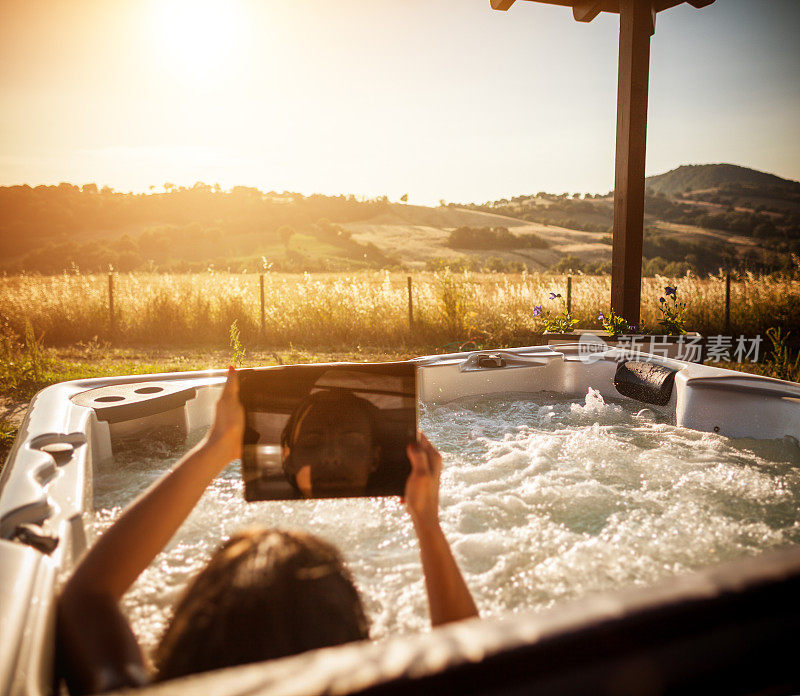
[92,389,800,659]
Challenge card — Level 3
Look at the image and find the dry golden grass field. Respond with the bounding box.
[1,269,799,463]
[2,270,797,349]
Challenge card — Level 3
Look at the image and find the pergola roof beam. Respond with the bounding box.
[572,1,604,23]
[492,1,715,15]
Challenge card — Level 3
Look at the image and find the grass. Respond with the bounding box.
[756,328,800,382]
[1,269,797,465]
[0,420,16,466]
[0,345,420,401]
[1,270,798,350]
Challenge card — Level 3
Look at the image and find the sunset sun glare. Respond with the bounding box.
[152,0,241,78]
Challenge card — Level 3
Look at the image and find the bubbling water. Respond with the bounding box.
[92,388,800,658]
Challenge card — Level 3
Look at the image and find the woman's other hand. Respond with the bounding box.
[405,432,442,528]
[404,432,478,625]
[205,366,245,465]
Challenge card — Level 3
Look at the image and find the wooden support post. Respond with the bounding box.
[566,276,572,314]
[407,276,414,331]
[610,0,652,327]
[108,273,115,340]
[724,272,731,335]
[259,274,266,342]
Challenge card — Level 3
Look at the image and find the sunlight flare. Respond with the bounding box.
[152,0,242,79]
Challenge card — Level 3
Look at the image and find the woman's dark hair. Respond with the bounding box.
[280,389,380,489]
[154,528,369,681]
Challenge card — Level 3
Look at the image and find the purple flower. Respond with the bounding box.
[598,312,605,321]
[664,286,676,297]
[628,324,638,332]
[549,292,561,300]
[533,305,543,317]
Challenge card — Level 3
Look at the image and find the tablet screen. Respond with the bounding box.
[239,362,417,501]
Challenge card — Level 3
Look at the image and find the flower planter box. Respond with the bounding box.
[545,329,705,363]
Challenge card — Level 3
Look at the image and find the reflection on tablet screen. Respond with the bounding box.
[240,362,417,501]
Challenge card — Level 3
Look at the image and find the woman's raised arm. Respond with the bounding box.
[59,367,244,694]
[405,433,479,627]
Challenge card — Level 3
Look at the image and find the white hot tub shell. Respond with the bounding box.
[1,344,800,696]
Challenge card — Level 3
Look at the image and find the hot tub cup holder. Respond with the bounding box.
[71,381,197,424]
[29,432,86,466]
[133,386,164,395]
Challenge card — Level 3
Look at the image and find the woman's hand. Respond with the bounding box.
[405,433,442,528]
[204,366,245,466]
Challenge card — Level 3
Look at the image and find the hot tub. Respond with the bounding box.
[2,344,800,696]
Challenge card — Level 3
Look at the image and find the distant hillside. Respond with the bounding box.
[460,163,800,276]
[2,169,799,277]
[0,184,397,273]
[645,164,800,197]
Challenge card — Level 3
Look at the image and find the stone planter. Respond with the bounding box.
[545,329,705,363]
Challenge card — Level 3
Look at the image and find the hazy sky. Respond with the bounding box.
[1,0,798,204]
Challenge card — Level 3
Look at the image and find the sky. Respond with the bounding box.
[0,0,798,205]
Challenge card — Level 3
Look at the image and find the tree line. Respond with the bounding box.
[0,183,391,264]
[0,184,401,273]
[447,226,549,250]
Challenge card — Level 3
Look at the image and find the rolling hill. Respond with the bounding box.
[1,164,797,276]
[645,163,800,198]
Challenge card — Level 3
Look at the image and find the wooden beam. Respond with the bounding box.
[610,0,651,326]
[492,1,715,15]
[572,1,604,22]
[490,0,517,10]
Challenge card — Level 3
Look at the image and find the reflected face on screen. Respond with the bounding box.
[288,398,378,497]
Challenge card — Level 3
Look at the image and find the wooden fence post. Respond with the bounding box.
[259,274,266,342]
[108,272,115,340]
[407,276,414,331]
[566,276,572,314]
[724,272,731,335]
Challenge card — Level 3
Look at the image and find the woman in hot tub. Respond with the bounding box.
[58,368,478,695]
